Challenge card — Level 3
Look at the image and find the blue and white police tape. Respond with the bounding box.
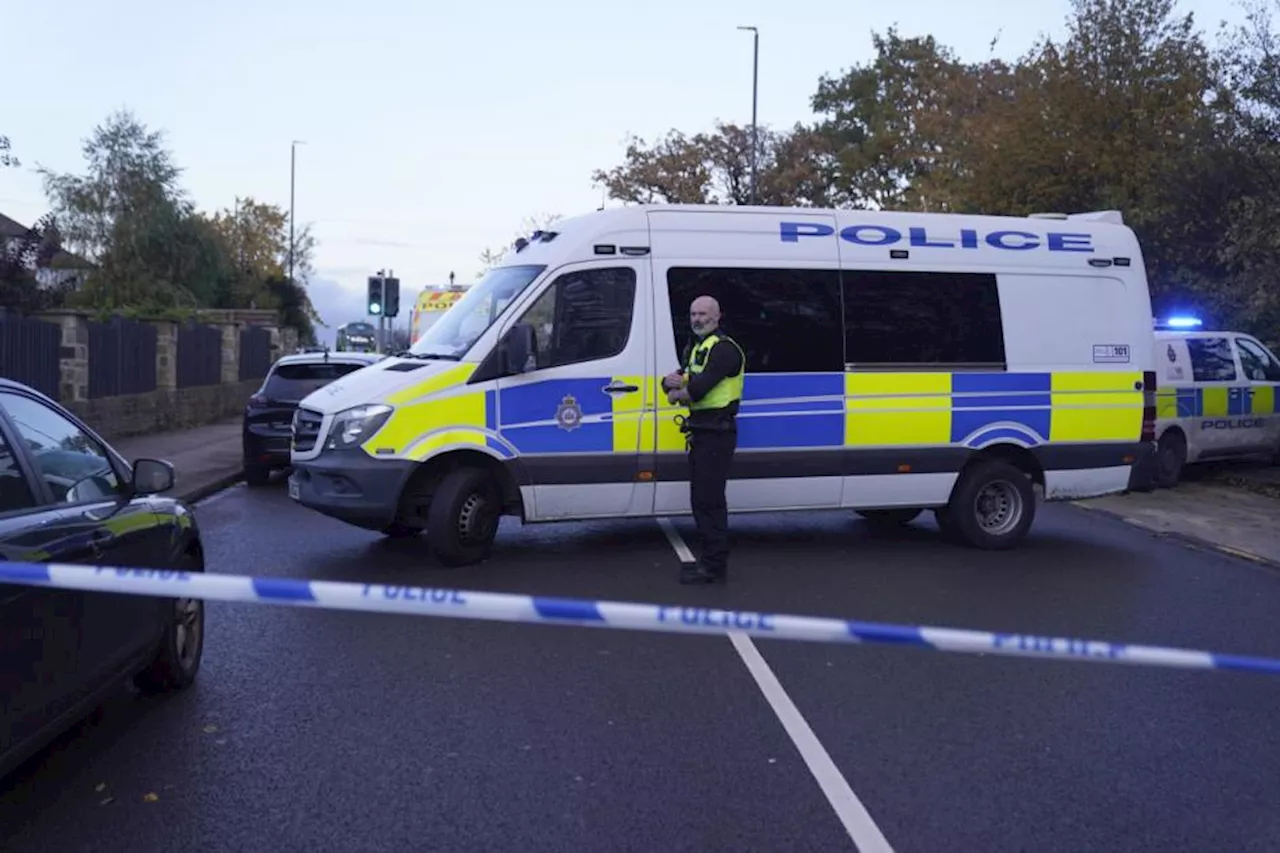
[2,560,1279,677]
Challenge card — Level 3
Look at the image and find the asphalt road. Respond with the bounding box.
[3,480,1280,852]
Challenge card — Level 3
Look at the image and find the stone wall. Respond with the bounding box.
[31,308,300,443]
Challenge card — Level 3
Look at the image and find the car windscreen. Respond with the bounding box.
[263,362,367,401]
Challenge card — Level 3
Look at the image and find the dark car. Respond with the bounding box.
[0,378,206,779]
[242,348,383,486]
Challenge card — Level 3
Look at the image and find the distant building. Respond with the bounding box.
[0,211,95,290]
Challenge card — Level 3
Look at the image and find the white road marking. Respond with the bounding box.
[655,519,895,852]
[657,517,696,563]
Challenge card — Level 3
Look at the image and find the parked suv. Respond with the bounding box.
[242,348,383,486]
[0,378,206,779]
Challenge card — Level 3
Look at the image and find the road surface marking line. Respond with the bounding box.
[657,517,697,564]
[655,519,894,852]
[1216,545,1266,563]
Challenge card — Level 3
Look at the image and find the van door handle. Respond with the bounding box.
[603,382,638,394]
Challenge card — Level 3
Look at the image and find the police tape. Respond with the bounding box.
[2,560,1279,677]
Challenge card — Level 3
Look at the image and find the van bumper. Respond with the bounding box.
[288,453,416,531]
[1126,440,1158,493]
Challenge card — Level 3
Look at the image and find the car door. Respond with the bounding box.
[0,390,162,691]
[492,260,650,520]
[1234,335,1280,450]
[1182,336,1249,458]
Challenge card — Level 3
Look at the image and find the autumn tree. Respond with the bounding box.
[591,121,838,207]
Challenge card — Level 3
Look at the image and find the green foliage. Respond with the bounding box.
[5,108,318,338]
[592,0,1280,338]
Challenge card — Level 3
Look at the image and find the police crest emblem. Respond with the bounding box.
[555,395,583,432]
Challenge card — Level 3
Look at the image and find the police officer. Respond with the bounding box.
[662,295,745,584]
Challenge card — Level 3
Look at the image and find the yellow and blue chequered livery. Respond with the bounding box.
[1156,385,1279,420]
[365,368,1144,466]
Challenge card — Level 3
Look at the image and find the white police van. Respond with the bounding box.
[287,204,1159,565]
[1150,318,1280,486]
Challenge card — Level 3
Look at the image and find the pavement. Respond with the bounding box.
[109,419,245,504]
[2,480,1280,851]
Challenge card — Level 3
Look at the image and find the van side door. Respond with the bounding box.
[1234,335,1280,451]
[491,260,651,521]
[1183,336,1249,457]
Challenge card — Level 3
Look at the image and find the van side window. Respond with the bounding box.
[519,267,636,370]
[1235,338,1280,382]
[666,267,844,373]
[1185,338,1238,382]
[844,270,1005,368]
[0,392,124,504]
[0,427,37,513]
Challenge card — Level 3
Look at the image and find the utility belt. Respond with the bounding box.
[674,411,737,448]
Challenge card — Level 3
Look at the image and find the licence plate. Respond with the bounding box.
[288,477,300,501]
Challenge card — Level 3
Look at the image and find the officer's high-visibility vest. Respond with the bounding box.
[684,333,745,411]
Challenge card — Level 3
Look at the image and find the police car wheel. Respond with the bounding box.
[1154,432,1186,488]
[947,460,1036,550]
[427,467,501,567]
[135,553,205,694]
[856,508,923,526]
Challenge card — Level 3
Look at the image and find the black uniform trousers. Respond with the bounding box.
[686,419,738,575]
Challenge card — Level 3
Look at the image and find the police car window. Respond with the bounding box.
[0,392,123,504]
[666,267,843,373]
[1235,338,1280,382]
[844,270,1005,367]
[521,267,637,369]
[1185,338,1238,382]
[0,426,37,513]
[265,362,367,400]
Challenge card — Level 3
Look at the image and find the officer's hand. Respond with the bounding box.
[661,371,683,391]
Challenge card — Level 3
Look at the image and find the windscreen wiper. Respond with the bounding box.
[394,351,461,361]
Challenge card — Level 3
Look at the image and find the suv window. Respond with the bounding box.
[264,362,368,400]
[0,426,36,513]
[0,392,124,504]
[844,270,1006,367]
[519,267,637,370]
[1235,338,1280,382]
[666,267,844,373]
[1185,338,1238,382]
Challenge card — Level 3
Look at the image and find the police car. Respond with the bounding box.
[1150,317,1280,487]
[286,204,1158,565]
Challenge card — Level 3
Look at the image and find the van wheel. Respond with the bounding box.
[945,460,1036,550]
[427,467,502,567]
[1154,432,1186,488]
[856,508,923,526]
[135,554,204,694]
[244,465,270,487]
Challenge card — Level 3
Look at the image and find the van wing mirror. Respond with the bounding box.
[500,323,535,375]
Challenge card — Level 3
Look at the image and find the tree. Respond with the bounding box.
[476,212,564,277]
[0,213,75,313]
[591,121,837,207]
[0,134,17,168]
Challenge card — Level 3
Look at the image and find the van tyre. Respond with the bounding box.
[1154,431,1186,488]
[945,460,1036,550]
[427,467,502,567]
[244,464,270,487]
[856,508,923,526]
[135,554,204,694]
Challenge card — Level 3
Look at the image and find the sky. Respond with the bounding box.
[0,0,1251,346]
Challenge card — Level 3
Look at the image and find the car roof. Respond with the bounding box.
[0,377,61,407]
[273,350,384,367]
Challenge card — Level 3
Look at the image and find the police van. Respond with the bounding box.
[287,204,1158,565]
[1150,318,1280,487]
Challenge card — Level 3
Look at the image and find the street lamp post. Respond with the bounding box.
[289,140,305,284]
[737,25,759,206]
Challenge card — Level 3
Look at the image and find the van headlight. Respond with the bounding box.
[325,404,393,450]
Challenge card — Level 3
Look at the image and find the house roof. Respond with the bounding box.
[0,210,95,269]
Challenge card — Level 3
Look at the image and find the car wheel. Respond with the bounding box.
[244,464,270,487]
[1154,432,1186,488]
[855,508,923,526]
[135,554,205,694]
[944,460,1037,550]
[427,467,502,567]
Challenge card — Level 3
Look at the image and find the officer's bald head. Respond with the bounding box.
[690,296,720,335]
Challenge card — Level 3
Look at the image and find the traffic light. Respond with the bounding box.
[367,276,384,316]
[383,277,401,318]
